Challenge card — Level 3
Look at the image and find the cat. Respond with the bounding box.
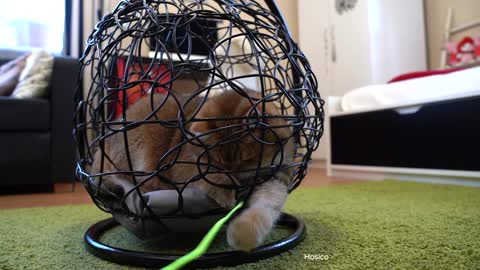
[91,89,295,251]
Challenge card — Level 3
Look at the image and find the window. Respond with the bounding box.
[0,1,66,54]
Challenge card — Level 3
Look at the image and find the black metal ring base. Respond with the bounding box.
[84,213,306,269]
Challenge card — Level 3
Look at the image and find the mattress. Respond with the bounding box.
[339,66,480,113]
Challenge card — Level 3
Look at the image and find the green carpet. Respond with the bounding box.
[1,180,479,270]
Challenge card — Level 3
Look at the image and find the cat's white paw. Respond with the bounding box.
[226,207,274,251]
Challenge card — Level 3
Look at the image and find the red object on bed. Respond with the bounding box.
[388,67,464,84]
[114,57,170,118]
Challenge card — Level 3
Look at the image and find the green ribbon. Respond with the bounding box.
[162,201,245,270]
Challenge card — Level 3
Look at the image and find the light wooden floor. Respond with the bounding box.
[0,167,355,210]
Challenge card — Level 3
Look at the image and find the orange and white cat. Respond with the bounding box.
[91,90,295,251]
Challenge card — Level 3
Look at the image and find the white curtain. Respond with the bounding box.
[69,0,117,102]
[69,0,115,58]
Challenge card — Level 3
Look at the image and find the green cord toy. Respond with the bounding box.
[162,201,245,270]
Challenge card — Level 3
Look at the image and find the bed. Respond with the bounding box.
[327,67,480,186]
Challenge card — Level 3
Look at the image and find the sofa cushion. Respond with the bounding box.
[12,51,54,98]
[0,54,29,96]
[0,65,22,96]
[0,97,50,131]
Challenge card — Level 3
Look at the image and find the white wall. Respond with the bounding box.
[274,0,298,41]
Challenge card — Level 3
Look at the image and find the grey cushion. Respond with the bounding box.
[0,97,50,131]
[108,179,226,239]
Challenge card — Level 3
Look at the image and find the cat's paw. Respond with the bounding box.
[211,190,235,209]
[226,207,274,251]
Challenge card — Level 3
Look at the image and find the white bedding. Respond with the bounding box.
[340,67,480,113]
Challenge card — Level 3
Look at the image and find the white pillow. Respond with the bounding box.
[11,51,54,98]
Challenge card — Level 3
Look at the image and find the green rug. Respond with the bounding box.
[1,180,479,270]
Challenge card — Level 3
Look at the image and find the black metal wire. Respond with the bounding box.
[74,0,324,232]
[84,212,306,268]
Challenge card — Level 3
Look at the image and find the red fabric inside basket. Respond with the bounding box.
[114,57,170,118]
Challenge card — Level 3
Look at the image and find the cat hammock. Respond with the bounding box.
[74,0,323,268]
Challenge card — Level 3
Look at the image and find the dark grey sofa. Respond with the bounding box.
[0,50,79,192]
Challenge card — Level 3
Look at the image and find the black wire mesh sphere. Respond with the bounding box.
[74,0,323,236]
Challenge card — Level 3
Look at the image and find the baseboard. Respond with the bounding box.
[329,165,480,187]
[0,184,54,195]
[310,159,327,169]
